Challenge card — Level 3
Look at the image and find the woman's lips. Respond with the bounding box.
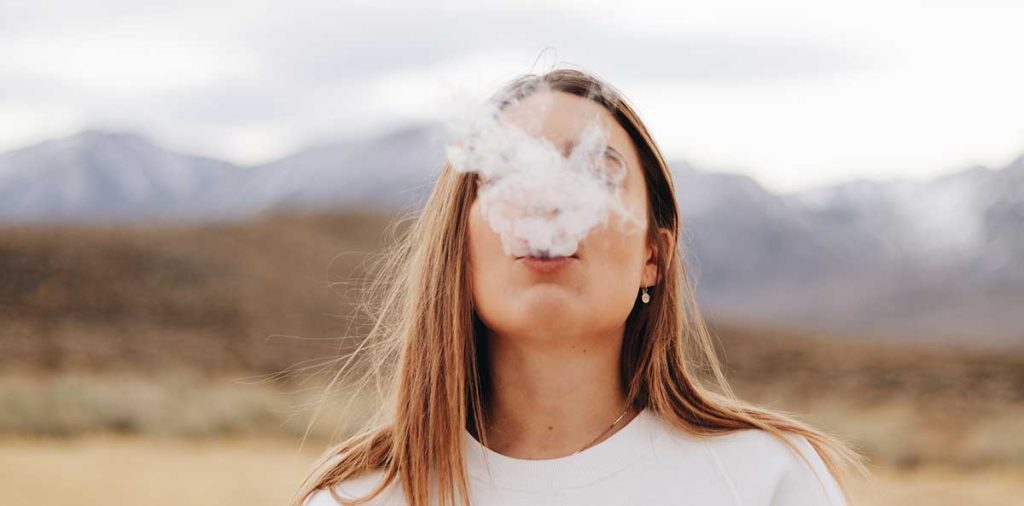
[515,254,579,273]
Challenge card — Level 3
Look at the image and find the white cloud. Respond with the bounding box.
[0,0,1022,191]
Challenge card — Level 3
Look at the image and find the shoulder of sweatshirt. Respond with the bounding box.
[691,428,848,506]
[303,469,401,506]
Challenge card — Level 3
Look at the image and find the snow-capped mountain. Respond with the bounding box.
[0,129,258,222]
[672,153,1024,345]
[245,123,446,214]
[0,125,446,224]
[788,160,1023,276]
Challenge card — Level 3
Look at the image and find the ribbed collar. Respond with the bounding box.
[462,407,660,491]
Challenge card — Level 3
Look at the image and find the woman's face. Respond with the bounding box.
[467,90,666,343]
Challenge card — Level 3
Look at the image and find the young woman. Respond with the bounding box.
[293,67,868,506]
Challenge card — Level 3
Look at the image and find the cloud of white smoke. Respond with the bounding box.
[444,81,643,259]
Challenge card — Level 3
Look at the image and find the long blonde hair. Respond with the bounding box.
[291,67,869,506]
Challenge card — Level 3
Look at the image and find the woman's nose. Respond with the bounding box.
[526,202,561,219]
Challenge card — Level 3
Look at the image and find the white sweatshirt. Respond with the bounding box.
[305,407,848,505]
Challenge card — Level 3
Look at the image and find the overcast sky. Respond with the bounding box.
[2,0,1022,193]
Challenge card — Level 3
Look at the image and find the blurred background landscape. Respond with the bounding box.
[2,1,1023,505]
[1,126,1022,505]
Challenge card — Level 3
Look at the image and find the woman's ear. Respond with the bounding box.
[642,227,674,287]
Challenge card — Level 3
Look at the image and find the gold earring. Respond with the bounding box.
[641,286,650,304]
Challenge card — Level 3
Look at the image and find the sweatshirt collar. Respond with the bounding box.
[462,407,660,491]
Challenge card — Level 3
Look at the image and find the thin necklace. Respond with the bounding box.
[571,404,633,455]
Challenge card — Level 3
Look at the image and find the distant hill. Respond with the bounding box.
[0,212,397,373]
[0,127,1021,347]
[674,159,1024,347]
[0,125,445,223]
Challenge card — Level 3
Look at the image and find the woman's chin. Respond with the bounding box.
[514,287,580,317]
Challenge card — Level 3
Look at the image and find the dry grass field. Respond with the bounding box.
[0,436,1021,506]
